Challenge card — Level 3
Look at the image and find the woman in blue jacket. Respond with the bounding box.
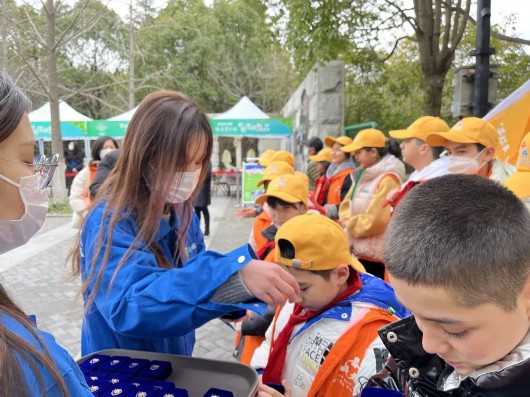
[71,90,300,356]
[0,74,92,395]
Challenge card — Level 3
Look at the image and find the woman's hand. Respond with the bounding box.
[236,207,257,218]
[240,260,301,306]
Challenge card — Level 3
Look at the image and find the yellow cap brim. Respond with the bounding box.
[389,129,414,140]
[324,136,338,147]
[350,258,365,273]
[255,191,307,206]
[341,142,362,153]
[309,154,329,162]
[426,131,479,147]
[504,172,530,199]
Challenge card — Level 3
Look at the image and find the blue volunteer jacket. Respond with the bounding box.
[1,312,92,395]
[80,202,265,356]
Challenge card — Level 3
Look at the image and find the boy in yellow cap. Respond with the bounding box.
[252,214,408,397]
[386,116,450,208]
[234,174,309,366]
[259,149,277,166]
[504,131,530,211]
[426,116,514,182]
[321,136,356,218]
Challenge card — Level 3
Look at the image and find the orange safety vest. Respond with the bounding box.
[269,306,398,397]
[326,169,353,205]
[87,163,98,207]
[253,211,272,254]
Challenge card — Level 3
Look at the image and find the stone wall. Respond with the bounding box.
[280,61,345,169]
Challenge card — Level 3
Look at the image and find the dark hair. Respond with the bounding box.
[0,73,31,144]
[91,135,118,162]
[365,138,402,159]
[0,74,67,396]
[307,137,323,153]
[413,138,445,159]
[267,196,304,210]
[475,143,486,152]
[385,174,530,311]
[278,239,333,280]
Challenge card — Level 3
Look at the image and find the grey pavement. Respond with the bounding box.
[0,191,255,362]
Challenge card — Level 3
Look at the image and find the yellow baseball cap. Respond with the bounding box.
[261,150,295,167]
[274,213,365,273]
[504,131,530,199]
[257,160,295,186]
[294,171,310,190]
[308,148,332,162]
[426,117,499,149]
[342,129,387,153]
[255,174,308,206]
[324,136,353,148]
[258,149,276,166]
[389,116,450,142]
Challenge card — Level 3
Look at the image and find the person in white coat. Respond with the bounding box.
[68,135,117,228]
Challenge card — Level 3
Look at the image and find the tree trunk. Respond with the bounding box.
[128,0,135,109]
[1,0,8,72]
[46,0,68,202]
[422,72,446,116]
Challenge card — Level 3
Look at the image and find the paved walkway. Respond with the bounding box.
[0,193,255,362]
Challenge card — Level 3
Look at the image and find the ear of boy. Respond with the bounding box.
[333,264,350,286]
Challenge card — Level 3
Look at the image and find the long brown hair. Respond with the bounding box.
[0,74,68,396]
[71,90,213,313]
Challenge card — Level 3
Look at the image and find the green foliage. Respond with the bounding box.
[48,201,73,214]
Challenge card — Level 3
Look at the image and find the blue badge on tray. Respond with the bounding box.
[120,358,150,375]
[99,356,132,373]
[99,384,133,397]
[86,379,110,396]
[80,354,111,371]
[158,388,189,397]
[137,360,172,380]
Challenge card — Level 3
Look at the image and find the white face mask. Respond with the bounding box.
[166,168,202,204]
[0,174,49,255]
[99,148,115,160]
[68,143,74,151]
[448,149,486,175]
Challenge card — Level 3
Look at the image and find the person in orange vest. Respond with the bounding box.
[252,214,408,397]
[247,160,296,253]
[426,117,515,182]
[504,130,530,211]
[338,129,405,280]
[234,175,309,365]
[69,135,118,229]
[322,136,356,220]
[308,148,332,208]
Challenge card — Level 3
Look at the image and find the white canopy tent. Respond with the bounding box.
[108,106,139,121]
[214,96,270,120]
[29,101,93,156]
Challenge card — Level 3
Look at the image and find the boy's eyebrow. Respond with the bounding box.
[419,315,464,325]
[297,282,310,288]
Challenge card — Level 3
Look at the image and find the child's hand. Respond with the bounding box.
[236,207,257,218]
[256,380,292,397]
[386,188,400,205]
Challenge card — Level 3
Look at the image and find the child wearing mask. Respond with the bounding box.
[252,214,408,397]
[339,129,405,280]
[426,117,515,182]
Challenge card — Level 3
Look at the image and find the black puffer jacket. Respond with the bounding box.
[363,316,530,396]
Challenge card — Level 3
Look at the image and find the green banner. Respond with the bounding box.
[242,162,265,205]
[211,118,292,137]
[87,120,128,138]
[31,121,87,140]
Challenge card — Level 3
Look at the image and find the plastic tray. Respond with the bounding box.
[77,349,258,397]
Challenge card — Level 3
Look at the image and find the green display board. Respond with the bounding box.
[31,121,87,139]
[242,162,265,205]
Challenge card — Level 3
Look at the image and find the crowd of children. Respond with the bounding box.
[231,115,530,397]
